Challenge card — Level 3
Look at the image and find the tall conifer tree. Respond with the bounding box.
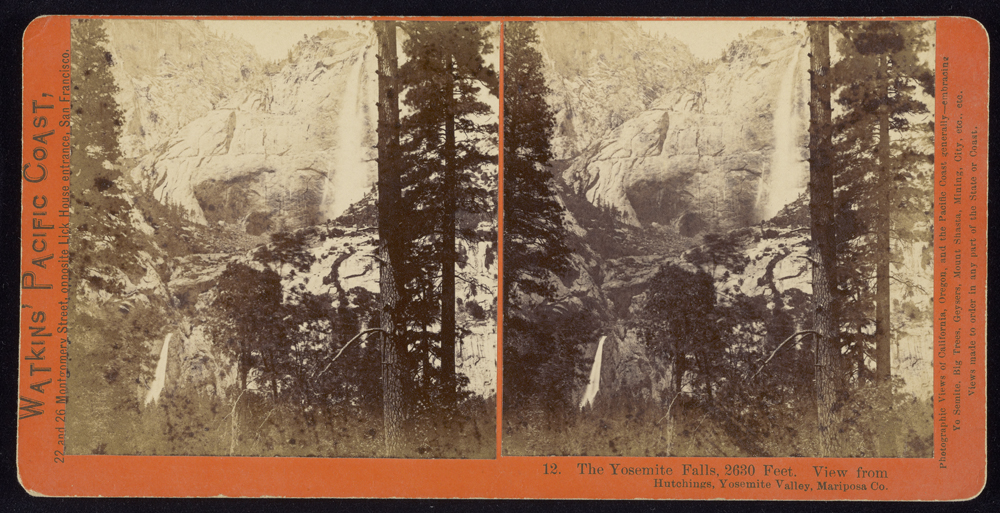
[502,22,582,422]
[832,21,934,384]
[502,21,572,313]
[831,20,934,456]
[399,22,498,401]
[375,20,406,453]
[807,21,841,457]
[68,18,152,455]
[70,19,145,288]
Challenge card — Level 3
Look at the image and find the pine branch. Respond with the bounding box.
[746,330,820,382]
[313,328,387,380]
[890,274,929,294]
[795,255,820,266]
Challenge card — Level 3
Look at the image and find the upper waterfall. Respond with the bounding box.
[553,25,812,233]
[321,33,378,221]
[756,43,810,220]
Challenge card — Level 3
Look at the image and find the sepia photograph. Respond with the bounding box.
[66,18,499,458]
[502,20,936,458]
[16,12,989,499]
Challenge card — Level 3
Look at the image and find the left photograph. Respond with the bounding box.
[66,19,499,458]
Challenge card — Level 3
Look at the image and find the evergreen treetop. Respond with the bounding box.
[502,21,572,311]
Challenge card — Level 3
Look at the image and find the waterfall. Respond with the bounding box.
[145,333,172,405]
[321,37,375,221]
[579,335,607,409]
[757,45,807,220]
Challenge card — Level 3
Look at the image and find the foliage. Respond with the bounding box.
[503,22,572,308]
[504,394,746,457]
[505,262,930,457]
[636,264,718,399]
[503,312,596,420]
[106,386,495,458]
[830,21,935,385]
[67,300,164,455]
[397,21,499,401]
[834,379,934,457]
[210,262,285,393]
[398,21,499,224]
[499,24,582,429]
[685,231,750,277]
[503,383,930,458]
[254,229,317,277]
[69,19,150,291]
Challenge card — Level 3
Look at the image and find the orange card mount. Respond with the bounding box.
[19,15,987,499]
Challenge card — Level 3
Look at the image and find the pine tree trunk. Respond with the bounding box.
[440,54,458,401]
[267,355,279,399]
[376,20,405,455]
[856,336,867,386]
[874,54,892,383]
[807,21,840,457]
[874,52,897,456]
[239,341,249,392]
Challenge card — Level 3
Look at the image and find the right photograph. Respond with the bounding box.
[501,20,936,458]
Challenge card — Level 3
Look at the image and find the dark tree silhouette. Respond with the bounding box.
[375,19,407,455]
[502,21,572,312]
[637,264,718,405]
[69,19,146,290]
[830,20,934,456]
[211,263,284,394]
[807,21,841,457]
[399,21,498,401]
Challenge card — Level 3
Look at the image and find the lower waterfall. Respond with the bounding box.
[579,335,607,409]
[145,333,172,406]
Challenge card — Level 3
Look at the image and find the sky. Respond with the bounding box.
[637,20,802,61]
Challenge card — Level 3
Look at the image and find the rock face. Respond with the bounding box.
[537,21,699,161]
[114,21,378,231]
[106,21,269,160]
[549,26,810,232]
